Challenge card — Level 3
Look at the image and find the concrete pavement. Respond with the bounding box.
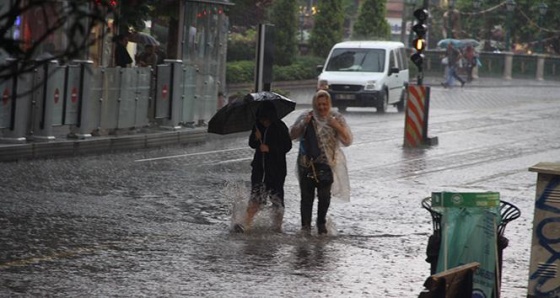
[0,76,557,162]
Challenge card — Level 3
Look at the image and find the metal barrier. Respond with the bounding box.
[0,53,224,145]
[30,60,65,141]
[0,59,33,143]
[421,50,560,81]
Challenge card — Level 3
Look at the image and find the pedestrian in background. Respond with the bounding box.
[135,44,158,68]
[464,45,477,82]
[234,101,292,233]
[441,43,465,88]
[114,34,132,68]
[290,90,352,235]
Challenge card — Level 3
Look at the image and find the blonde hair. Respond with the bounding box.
[312,90,332,110]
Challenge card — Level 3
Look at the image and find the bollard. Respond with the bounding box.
[535,55,545,81]
[159,59,183,130]
[527,162,560,298]
[503,52,513,80]
[31,60,65,141]
[67,60,94,139]
[0,58,33,143]
[403,84,438,148]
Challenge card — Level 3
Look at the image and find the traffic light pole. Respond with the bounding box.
[404,6,438,147]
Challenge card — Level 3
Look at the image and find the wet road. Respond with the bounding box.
[1,81,560,297]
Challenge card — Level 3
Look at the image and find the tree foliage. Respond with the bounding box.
[268,0,298,66]
[228,0,273,31]
[116,0,155,34]
[448,0,560,53]
[309,0,345,58]
[351,0,391,40]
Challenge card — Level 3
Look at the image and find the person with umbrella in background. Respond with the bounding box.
[136,44,158,68]
[114,34,132,68]
[234,101,292,233]
[441,42,466,88]
[289,90,352,235]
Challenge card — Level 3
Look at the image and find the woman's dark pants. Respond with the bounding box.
[298,168,332,230]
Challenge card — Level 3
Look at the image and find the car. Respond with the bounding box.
[317,41,409,113]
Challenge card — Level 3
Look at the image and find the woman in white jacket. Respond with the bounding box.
[289,90,352,235]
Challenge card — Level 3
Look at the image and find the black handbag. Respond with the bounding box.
[312,162,333,184]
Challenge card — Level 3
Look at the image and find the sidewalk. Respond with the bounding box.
[0,76,556,162]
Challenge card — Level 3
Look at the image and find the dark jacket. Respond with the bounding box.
[249,119,292,184]
[115,43,132,67]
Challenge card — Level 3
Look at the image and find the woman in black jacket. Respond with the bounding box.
[234,102,292,233]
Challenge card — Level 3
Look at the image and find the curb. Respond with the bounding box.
[0,128,207,162]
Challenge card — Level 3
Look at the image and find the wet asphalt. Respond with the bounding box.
[1,76,559,297]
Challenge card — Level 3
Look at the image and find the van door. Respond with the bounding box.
[387,49,401,104]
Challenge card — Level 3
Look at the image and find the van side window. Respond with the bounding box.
[389,50,396,70]
[400,47,409,70]
[396,49,404,70]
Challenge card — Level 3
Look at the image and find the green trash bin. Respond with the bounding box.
[430,192,501,298]
[422,195,521,298]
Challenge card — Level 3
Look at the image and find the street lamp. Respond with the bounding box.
[447,0,455,39]
[299,6,305,43]
[472,0,482,39]
[537,2,548,53]
[505,0,516,52]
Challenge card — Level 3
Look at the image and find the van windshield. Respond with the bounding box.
[325,48,385,72]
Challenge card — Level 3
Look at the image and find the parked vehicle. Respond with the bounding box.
[317,41,409,113]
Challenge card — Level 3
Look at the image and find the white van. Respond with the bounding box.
[317,41,409,113]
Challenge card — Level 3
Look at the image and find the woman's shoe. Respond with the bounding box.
[233,223,245,233]
[317,224,328,235]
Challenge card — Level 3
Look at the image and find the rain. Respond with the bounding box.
[1,78,560,297]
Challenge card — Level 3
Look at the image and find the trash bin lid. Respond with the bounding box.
[431,192,500,208]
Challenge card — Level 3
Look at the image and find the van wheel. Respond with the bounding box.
[376,91,388,113]
[396,89,408,112]
[338,106,347,113]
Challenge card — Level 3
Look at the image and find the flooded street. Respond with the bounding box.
[1,81,560,297]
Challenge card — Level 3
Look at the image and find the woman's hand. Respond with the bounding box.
[255,128,262,141]
[259,144,269,153]
[328,115,352,146]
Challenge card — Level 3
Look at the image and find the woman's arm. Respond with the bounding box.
[328,114,353,146]
[289,112,312,140]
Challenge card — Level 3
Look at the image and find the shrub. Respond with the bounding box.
[226,56,324,84]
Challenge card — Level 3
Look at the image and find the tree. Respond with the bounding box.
[449,0,560,54]
[351,0,391,40]
[309,0,345,58]
[116,0,155,33]
[228,0,272,31]
[268,0,298,66]
[0,0,113,80]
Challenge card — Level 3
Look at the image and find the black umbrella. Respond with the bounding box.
[208,91,296,135]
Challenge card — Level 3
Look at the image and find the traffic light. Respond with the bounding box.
[410,8,429,83]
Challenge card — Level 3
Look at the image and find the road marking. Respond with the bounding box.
[134,147,247,162]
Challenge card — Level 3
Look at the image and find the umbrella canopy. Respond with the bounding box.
[208,91,296,135]
[459,39,481,48]
[129,32,160,46]
[437,38,462,49]
[438,38,481,49]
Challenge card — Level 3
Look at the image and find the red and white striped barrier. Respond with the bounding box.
[403,84,438,147]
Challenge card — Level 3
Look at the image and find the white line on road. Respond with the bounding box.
[134,147,247,162]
